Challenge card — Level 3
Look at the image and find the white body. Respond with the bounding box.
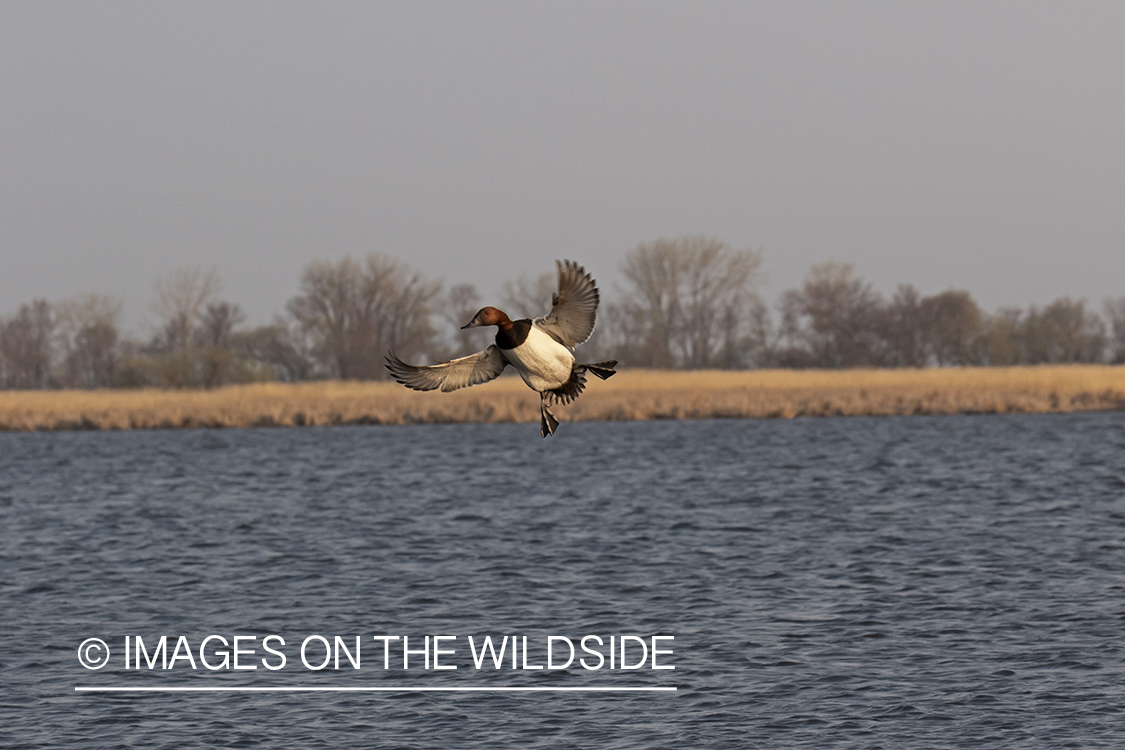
[504,325,575,392]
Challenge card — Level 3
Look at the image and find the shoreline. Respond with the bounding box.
[1,365,1123,432]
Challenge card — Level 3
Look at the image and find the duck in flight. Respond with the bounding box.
[385,260,618,437]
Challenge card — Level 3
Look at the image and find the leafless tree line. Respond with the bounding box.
[3,239,1125,389]
[605,240,1125,369]
[763,261,1123,369]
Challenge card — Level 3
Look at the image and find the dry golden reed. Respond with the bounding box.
[1,365,1124,432]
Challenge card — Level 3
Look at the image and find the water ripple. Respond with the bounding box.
[2,414,1124,747]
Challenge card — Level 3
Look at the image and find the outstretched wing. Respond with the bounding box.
[385,346,508,393]
[534,259,599,347]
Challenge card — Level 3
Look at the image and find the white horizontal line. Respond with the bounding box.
[75,686,677,693]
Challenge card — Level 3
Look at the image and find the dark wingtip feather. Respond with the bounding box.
[384,351,402,379]
[384,351,432,391]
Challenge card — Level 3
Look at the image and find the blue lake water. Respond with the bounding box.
[2,414,1124,748]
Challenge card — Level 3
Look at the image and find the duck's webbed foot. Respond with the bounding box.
[540,397,559,438]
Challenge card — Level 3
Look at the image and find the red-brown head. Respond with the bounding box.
[461,306,511,329]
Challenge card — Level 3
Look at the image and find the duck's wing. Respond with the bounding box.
[385,346,508,393]
[533,259,599,347]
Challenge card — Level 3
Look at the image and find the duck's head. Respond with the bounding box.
[462,306,511,329]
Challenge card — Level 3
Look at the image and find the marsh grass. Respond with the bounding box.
[2,365,1124,432]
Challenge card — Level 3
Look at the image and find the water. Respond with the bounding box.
[2,414,1124,748]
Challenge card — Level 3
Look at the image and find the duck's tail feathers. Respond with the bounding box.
[540,399,559,438]
[584,360,618,380]
[544,366,587,408]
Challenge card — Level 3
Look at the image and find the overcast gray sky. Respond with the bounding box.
[2,1,1123,332]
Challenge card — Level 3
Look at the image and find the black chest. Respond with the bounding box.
[496,319,532,350]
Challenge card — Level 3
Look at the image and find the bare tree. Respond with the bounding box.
[287,256,361,378]
[379,254,441,364]
[920,290,981,366]
[197,302,245,348]
[233,317,315,382]
[1104,297,1125,363]
[1021,297,1105,363]
[617,236,762,368]
[765,289,816,367]
[152,268,222,354]
[195,302,247,387]
[679,238,763,367]
[441,283,485,357]
[789,262,884,368]
[618,239,682,368]
[878,285,926,367]
[0,300,55,389]
[55,294,123,388]
[740,298,774,368]
[287,254,439,379]
[972,308,1023,366]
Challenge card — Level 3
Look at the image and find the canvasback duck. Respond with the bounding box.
[385,260,618,437]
